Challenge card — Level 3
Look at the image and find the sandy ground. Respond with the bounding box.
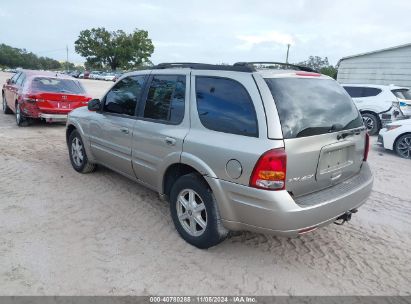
[0,71,410,296]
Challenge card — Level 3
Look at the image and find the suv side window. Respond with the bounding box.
[344,86,363,98]
[143,75,185,124]
[195,76,258,137]
[362,87,382,97]
[103,75,146,116]
[344,86,381,98]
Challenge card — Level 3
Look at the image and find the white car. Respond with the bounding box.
[103,73,116,81]
[378,119,411,159]
[342,84,411,135]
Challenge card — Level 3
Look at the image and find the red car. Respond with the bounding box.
[2,70,92,126]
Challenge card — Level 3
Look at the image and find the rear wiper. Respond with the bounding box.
[337,128,363,140]
[328,124,343,132]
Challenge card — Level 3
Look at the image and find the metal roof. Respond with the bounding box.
[339,43,411,62]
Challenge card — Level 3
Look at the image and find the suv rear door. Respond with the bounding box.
[131,70,190,190]
[182,70,276,188]
[263,76,366,197]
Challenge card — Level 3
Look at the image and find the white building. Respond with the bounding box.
[337,43,411,88]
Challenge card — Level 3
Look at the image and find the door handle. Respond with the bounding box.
[165,137,176,146]
[120,127,129,134]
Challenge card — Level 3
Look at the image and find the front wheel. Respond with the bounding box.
[362,113,380,135]
[169,173,228,249]
[68,130,96,173]
[394,134,411,159]
[2,95,12,114]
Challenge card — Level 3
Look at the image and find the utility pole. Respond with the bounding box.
[66,45,69,72]
[286,44,290,63]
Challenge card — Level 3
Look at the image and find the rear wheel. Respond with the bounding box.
[362,113,380,135]
[2,95,12,114]
[169,173,228,249]
[394,134,411,159]
[15,103,28,126]
[68,130,96,173]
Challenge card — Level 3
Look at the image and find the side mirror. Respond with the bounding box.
[88,99,101,112]
[6,79,10,85]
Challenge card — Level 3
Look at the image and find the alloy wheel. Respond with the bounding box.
[363,116,374,131]
[71,137,84,167]
[16,104,21,124]
[176,189,207,237]
[396,135,411,159]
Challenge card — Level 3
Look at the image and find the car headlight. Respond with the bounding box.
[386,125,401,131]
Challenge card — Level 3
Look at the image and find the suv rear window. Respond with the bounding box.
[265,78,363,138]
[31,77,85,94]
[392,89,411,100]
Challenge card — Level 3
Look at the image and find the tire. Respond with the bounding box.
[362,113,380,135]
[394,134,411,159]
[68,130,96,173]
[2,94,12,114]
[169,173,228,249]
[15,103,29,127]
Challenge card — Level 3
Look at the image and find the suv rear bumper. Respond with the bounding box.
[207,162,373,236]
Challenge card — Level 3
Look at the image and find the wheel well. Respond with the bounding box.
[394,132,411,150]
[360,110,382,128]
[163,164,203,199]
[66,125,77,144]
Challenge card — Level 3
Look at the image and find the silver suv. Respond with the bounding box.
[66,62,374,249]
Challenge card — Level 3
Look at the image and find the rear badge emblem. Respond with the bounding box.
[62,95,67,100]
[288,174,314,183]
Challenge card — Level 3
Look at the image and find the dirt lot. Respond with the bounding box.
[0,71,410,296]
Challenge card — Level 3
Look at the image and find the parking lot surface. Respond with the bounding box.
[0,71,410,295]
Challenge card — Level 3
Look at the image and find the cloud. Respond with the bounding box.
[237,31,295,49]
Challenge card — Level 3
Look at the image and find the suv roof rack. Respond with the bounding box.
[153,62,255,72]
[233,62,319,73]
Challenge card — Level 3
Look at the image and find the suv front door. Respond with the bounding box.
[131,72,189,190]
[88,75,146,179]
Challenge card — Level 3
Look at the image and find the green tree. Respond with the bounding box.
[0,43,62,70]
[74,27,154,71]
[297,56,337,79]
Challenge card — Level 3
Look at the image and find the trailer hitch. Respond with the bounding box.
[334,209,358,225]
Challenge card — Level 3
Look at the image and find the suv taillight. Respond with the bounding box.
[363,132,370,161]
[250,148,287,190]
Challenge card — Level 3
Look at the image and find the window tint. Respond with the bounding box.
[15,73,26,87]
[10,72,21,84]
[104,75,145,116]
[143,75,185,124]
[362,87,381,97]
[195,77,258,137]
[265,78,363,138]
[31,77,85,94]
[343,86,381,98]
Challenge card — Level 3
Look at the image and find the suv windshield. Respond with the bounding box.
[265,78,363,138]
[392,89,411,100]
[31,77,85,94]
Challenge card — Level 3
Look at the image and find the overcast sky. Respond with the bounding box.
[1,0,410,66]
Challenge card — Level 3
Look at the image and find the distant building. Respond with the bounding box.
[337,43,411,88]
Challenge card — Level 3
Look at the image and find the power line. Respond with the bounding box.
[35,48,68,55]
